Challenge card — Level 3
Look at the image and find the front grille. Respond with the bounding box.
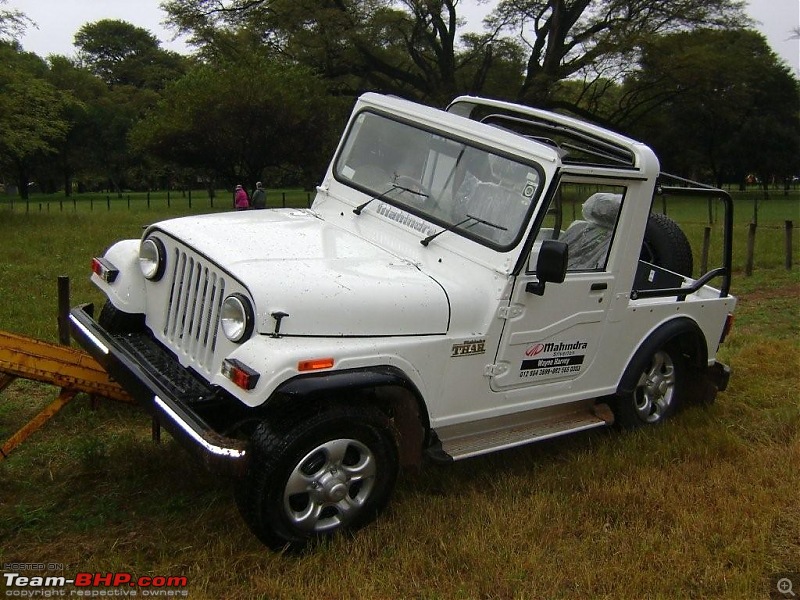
[162,248,227,374]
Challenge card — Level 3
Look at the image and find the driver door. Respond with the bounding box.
[490,180,626,393]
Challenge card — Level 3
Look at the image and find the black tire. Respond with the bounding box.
[98,300,145,333]
[613,342,686,429]
[235,404,399,551]
[641,212,694,276]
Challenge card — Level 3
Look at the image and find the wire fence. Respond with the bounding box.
[0,189,315,214]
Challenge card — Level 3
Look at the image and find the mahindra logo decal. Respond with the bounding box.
[525,343,544,357]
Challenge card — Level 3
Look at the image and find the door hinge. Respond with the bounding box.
[484,363,509,377]
[498,305,523,320]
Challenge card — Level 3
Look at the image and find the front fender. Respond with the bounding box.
[93,239,146,314]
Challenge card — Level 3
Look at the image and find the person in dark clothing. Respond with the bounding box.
[251,182,266,209]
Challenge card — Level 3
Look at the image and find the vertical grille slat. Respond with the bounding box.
[162,247,227,374]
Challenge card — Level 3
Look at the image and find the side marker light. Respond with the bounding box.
[298,358,335,372]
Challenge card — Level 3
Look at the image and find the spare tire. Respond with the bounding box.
[640,213,694,276]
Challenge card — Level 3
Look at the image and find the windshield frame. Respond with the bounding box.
[332,107,546,252]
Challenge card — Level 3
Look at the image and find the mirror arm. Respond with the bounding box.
[525,280,547,296]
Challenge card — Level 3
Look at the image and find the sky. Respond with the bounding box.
[8,0,800,76]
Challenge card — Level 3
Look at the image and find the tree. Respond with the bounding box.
[0,0,31,44]
[626,29,800,186]
[487,0,750,110]
[0,43,71,199]
[130,53,345,189]
[74,19,187,90]
[45,56,109,195]
[162,0,498,103]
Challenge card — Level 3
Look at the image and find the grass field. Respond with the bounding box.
[0,189,798,599]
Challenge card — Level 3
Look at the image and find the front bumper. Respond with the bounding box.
[69,304,248,475]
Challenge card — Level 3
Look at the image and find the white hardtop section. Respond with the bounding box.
[448,95,657,173]
[148,209,450,337]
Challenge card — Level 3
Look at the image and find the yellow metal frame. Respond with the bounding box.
[0,330,133,460]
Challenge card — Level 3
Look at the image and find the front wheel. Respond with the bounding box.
[613,343,686,428]
[97,300,145,333]
[235,404,399,551]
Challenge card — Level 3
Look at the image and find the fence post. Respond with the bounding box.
[786,221,794,271]
[188,189,192,209]
[127,195,130,209]
[700,226,711,275]
[282,192,286,208]
[745,223,757,276]
[57,276,70,346]
[106,195,110,211]
[167,189,171,207]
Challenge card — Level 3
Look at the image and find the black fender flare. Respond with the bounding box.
[616,317,708,397]
[273,365,431,464]
[275,365,423,402]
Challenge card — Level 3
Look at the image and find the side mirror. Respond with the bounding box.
[526,240,568,296]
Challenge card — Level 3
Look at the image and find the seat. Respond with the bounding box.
[560,192,622,270]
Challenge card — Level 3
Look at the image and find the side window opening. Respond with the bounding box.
[533,182,626,272]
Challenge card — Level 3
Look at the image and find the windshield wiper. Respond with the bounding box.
[353,184,400,215]
[354,181,429,215]
[392,183,428,198]
[420,213,507,247]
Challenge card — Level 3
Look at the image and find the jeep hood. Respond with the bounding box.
[150,209,450,337]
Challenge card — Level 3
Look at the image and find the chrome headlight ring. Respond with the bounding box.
[139,236,167,281]
[221,293,255,343]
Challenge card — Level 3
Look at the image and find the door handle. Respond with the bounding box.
[590,282,608,291]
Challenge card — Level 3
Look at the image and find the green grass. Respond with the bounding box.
[0,189,797,599]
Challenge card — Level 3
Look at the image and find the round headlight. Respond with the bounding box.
[220,293,254,343]
[139,237,166,281]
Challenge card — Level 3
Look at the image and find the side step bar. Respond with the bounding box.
[431,403,614,462]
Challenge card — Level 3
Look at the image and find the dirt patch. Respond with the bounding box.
[737,281,800,303]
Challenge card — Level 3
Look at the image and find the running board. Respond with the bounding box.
[431,403,614,462]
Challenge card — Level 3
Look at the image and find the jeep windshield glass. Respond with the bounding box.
[334,110,543,248]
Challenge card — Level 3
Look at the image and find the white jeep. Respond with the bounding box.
[70,93,736,550]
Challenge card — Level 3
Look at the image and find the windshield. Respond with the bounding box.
[334,110,544,248]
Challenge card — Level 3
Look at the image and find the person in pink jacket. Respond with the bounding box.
[234,184,249,210]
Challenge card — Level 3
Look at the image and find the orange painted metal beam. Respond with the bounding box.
[0,330,136,460]
[0,330,132,403]
[0,389,79,460]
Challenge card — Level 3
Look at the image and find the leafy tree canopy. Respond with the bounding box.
[74,19,188,89]
[130,51,347,187]
[626,29,800,184]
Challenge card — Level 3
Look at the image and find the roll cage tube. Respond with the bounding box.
[631,177,733,300]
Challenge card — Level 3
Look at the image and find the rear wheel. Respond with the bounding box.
[614,343,686,428]
[235,404,399,551]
